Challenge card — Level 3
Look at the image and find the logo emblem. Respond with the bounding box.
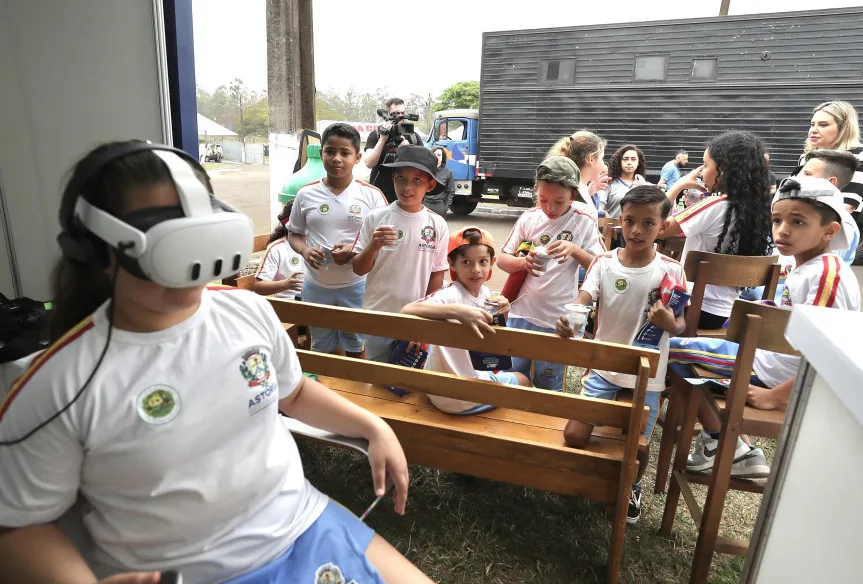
[539,234,551,245]
[420,226,436,243]
[290,256,300,266]
[315,563,346,584]
[781,286,791,306]
[318,203,331,215]
[613,277,630,294]
[240,349,271,387]
[348,204,361,215]
[396,226,405,242]
[647,287,661,305]
[557,231,573,242]
[137,386,180,425]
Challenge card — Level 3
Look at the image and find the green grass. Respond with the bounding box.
[298,367,774,583]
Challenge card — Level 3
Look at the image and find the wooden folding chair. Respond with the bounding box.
[655,235,686,260]
[683,251,780,338]
[657,300,799,584]
[598,217,620,251]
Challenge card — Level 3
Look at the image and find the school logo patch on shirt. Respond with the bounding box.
[557,230,573,242]
[613,277,630,294]
[318,203,331,215]
[290,256,300,267]
[137,385,181,425]
[241,349,278,416]
[418,225,438,252]
[539,234,552,245]
[348,204,362,215]
[315,563,347,584]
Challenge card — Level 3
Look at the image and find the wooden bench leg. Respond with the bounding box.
[654,383,682,494]
[689,389,740,584]
[659,383,700,536]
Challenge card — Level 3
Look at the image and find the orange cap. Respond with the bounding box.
[447,226,496,282]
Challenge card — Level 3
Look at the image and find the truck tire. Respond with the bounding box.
[449,199,478,216]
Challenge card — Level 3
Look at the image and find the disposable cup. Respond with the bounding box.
[380,224,399,250]
[564,303,592,339]
[319,245,333,270]
[532,246,551,275]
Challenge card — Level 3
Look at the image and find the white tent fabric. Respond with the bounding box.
[197,113,237,136]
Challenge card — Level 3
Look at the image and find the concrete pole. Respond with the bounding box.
[719,0,730,16]
[265,0,316,225]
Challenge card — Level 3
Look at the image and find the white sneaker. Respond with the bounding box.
[730,446,771,479]
[686,431,750,472]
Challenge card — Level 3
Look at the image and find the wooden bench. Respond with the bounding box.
[267,299,660,584]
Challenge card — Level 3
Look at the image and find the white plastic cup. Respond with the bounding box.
[319,245,333,270]
[532,246,552,275]
[380,224,399,250]
[564,303,592,339]
[294,271,305,283]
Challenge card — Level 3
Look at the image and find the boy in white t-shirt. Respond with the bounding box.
[669,177,860,479]
[287,123,387,357]
[497,156,606,390]
[556,185,686,524]
[254,200,305,300]
[352,146,450,362]
[403,227,530,413]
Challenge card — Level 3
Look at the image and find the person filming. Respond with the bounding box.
[363,97,423,203]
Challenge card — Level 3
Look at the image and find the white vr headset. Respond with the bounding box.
[64,147,254,288]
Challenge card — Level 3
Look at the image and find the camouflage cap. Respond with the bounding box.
[535,156,581,189]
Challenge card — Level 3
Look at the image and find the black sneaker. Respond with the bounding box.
[627,485,642,524]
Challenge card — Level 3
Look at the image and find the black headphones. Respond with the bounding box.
[57,141,219,280]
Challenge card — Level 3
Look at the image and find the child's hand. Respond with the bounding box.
[547,240,582,264]
[588,171,611,196]
[370,226,398,251]
[488,295,510,316]
[405,341,423,355]
[302,247,326,269]
[555,316,574,339]
[677,165,707,192]
[524,250,544,277]
[285,272,303,293]
[366,421,410,515]
[331,243,353,265]
[647,300,677,332]
[746,385,783,410]
[454,305,495,339]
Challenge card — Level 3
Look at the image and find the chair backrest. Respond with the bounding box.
[267,299,660,430]
[598,218,620,251]
[222,234,270,287]
[684,251,780,334]
[725,299,800,356]
[253,234,271,253]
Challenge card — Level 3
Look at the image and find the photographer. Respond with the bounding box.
[364,97,423,203]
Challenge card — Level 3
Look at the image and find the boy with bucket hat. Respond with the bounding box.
[352,146,450,361]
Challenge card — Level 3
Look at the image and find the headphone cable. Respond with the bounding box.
[0,245,128,446]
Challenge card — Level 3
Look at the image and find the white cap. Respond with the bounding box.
[774,176,853,251]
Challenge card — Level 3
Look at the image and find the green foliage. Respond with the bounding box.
[196,78,269,138]
[314,88,436,134]
[433,81,480,112]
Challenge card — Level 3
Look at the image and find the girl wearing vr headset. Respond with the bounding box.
[0,142,431,584]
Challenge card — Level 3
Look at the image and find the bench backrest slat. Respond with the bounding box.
[298,350,646,429]
[269,299,660,375]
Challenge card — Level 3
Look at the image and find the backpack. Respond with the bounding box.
[0,293,52,364]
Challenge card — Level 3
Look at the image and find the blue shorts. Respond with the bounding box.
[225,500,384,584]
[365,336,398,363]
[507,318,564,391]
[448,371,521,415]
[668,337,767,387]
[301,280,365,353]
[581,371,662,439]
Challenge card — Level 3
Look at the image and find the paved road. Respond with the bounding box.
[209,162,522,291]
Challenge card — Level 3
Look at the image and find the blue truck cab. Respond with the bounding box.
[426,109,481,215]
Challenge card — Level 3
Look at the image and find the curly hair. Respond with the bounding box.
[607,144,646,181]
[546,130,606,170]
[268,201,294,245]
[706,131,773,257]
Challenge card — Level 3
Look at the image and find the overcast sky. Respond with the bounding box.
[192,0,861,97]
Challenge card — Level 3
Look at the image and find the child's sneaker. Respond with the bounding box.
[730,446,771,479]
[626,484,643,524]
[686,431,750,472]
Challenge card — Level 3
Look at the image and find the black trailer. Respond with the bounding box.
[475,7,863,202]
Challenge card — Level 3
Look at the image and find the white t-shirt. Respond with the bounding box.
[676,195,740,317]
[581,249,687,391]
[0,288,327,583]
[418,282,494,413]
[753,253,860,387]
[255,236,306,299]
[287,179,387,289]
[354,202,450,314]
[577,183,599,219]
[501,204,605,328]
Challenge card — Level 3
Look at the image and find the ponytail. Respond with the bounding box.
[268,201,294,245]
[547,130,606,170]
[49,258,113,341]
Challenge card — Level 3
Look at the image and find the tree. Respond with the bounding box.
[433,81,480,112]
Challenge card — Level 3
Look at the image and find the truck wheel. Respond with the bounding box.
[449,200,478,216]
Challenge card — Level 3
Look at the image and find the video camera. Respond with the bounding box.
[376,108,420,143]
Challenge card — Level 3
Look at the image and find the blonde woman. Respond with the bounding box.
[546,130,611,219]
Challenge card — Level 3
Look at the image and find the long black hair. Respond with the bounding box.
[706,131,773,257]
[50,141,213,341]
[268,201,294,245]
[607,144,646,181]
